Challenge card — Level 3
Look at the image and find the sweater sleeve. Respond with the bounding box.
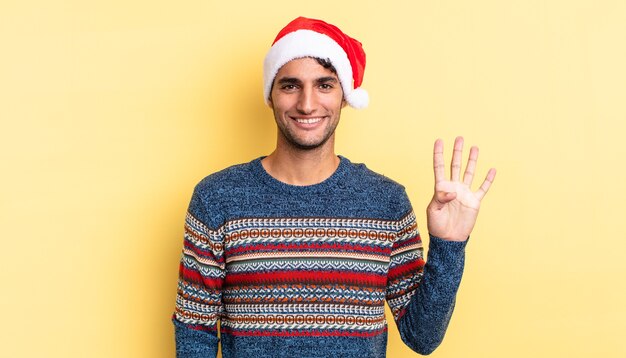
[172,187,225,358]
[386,212,467,355]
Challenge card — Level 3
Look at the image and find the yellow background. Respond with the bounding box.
[2,1,625,357]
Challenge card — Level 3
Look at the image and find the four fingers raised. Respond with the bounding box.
[432,136,496,200]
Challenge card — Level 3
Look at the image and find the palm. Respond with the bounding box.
[426,137,496,242]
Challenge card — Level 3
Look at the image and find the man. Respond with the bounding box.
[173,17,496,357]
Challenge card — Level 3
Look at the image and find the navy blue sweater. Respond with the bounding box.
[173,156,466,357]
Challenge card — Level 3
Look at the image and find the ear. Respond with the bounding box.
[341,99,348,108]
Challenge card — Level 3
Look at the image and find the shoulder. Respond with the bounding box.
[343,157,406,194]
[194,160,256,196]
[187,159,259,228]
[341,157,412,218]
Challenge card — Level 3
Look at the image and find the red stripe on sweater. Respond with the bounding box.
[183,240,217,257]
[225,270,386,287]
[392,233,422,249]
[180,264,223,289]
[388,258,425,279]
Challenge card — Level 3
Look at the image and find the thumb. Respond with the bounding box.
[434,191,457,206]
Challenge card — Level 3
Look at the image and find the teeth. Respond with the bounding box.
[295,117,322,124]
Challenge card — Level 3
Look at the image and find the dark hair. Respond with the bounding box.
[314,57,337,74]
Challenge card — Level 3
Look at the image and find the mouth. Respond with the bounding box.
[292,117,324,124]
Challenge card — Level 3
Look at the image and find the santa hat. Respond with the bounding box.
[263,17,369,109]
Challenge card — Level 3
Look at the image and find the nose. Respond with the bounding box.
[296,86,315,114]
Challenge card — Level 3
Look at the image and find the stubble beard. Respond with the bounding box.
[274,111,341,151]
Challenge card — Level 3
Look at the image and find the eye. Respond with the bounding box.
[319,83,334,91]
[281,84,298,91]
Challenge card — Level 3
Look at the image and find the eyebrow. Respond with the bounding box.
[277,77,302,86]
[276,76,339,86]
[315,76,339,85]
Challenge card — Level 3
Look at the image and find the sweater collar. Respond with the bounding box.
[251,155,350,194]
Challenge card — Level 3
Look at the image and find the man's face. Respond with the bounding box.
[269,57,345,151]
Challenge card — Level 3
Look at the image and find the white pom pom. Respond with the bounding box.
[345,87,369,109]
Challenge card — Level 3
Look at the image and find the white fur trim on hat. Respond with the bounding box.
[263,29,369,109]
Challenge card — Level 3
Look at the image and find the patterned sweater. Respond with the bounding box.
[173,156,467,357]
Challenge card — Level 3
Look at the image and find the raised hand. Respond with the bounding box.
[426,137,496,242]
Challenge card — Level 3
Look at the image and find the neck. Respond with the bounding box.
[261,139,340,186]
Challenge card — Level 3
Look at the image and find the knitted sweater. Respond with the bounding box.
[173,156,467,357]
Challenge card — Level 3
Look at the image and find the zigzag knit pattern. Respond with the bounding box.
[173,156,467,358]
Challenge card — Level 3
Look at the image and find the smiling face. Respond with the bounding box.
[268,57,346,151]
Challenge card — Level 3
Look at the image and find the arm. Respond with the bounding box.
[172,187,225,358]
[386,214,466,355]
[388,137,496,354]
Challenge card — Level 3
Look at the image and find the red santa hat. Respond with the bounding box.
[263,17,369,109]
